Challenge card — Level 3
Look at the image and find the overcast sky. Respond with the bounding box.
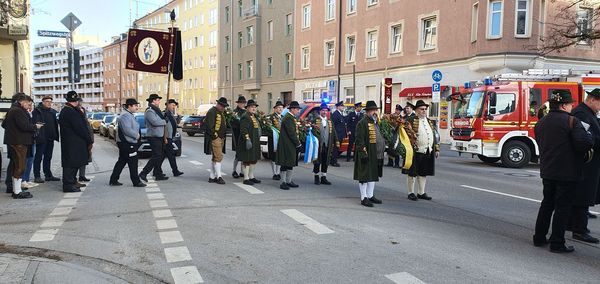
[30,0,168,46]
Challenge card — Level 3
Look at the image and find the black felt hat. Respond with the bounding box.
[287,101,301,109]
[586,88,600,98]
[124,98,140,107]
[65,90,80,102]
[364,101,379,111]
[273,101,284,108]
[414,100,429,109]
[236,95,247,103]
[165,99,178,106]
[146,94,162,102]
[245,99,259,108]
[549,90,574,104]
[216,97,229,107]
[335,101,344,107]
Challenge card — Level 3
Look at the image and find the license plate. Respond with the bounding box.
[456,142,463,147]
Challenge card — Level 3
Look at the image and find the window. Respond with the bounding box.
[366,30,378,58]
[326,0,336,21]
[367,0,378,6]
[488,1,503,38]
[246,60,254,79]
[209,54,217,69]
[225,36,229,53]
[347,0,356,14]
[325,41,335,66]
[285,53,292,74]
[529,88,542,118]
[210,31,217,47]
[421,16,437,50]
[577,7,593,45]
[267,57,273,77]
[346,36,355,62]
[390,24,402,53]
[285,14,293,36]
[238,63,242,80]
[238,32,243,48]
[489,93,516,115]
[199,35,204,46]
[301,47,310,70]
[238,0,243,17]
[471,3,478,42]
[247,26,254,44]
[515,0,530,36]
[302,4,311,29]
[225,6,230,23]
[209,9,218,25]
[267,20,274,41]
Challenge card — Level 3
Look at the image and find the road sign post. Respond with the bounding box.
[61,13,82,91]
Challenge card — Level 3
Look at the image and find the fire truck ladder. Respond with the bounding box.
[494,69,573,82]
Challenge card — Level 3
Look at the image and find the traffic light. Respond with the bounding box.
[68,49,81,83]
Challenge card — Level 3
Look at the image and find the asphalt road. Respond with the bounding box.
[1,131,599,283]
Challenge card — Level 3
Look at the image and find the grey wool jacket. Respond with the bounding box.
[116,109,140,143]
[144,106,166,138]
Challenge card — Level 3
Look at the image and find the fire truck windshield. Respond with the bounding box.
[453,91,485,118]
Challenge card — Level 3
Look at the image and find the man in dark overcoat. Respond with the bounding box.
[330,101,346,167]
[345,102,363,161]
[231,95,247,178]
[276,101,301,190]
[237,100,262,185]
[312,103,339,185]
[204,97,228,184]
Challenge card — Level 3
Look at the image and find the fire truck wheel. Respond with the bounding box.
[501,140,531,168]
[477,155,500,164]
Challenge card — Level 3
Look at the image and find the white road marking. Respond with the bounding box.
[385,272,426,284]
[149,200,169,208]
[57,199,78,207]
[180,154,188,158]
[63,192,82,198]
[29,229,59,242]
[159,231,184,244]
[49,207,72,216]
[189,160,203,166]
[156,219,178,230]
[164,246,193,263]
[280,209,334,235]
[170,266,203,284]
[233,182,264,194]
[146,183,159,187]
[40,217,68,228]
[145,187,161,192]
[526,170,540,174]
[153,209,173,218]
[147,193,165,200]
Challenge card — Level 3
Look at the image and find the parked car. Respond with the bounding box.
[181,115,205,136]
[116,113,182,158]
[99,115,115,137]
[89,112,112,132]
[107,116,118,140]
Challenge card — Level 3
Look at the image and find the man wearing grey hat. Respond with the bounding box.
[110,99,146,187]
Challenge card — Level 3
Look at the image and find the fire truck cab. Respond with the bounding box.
[450,70,587,168]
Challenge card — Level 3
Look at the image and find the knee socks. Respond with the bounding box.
[407,176,415,194]
[359,183,367,200]
[417,176,426,195]
[366,182,375,198]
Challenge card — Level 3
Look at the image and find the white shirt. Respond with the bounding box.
[320,115,327,127]
[417,118,434,154]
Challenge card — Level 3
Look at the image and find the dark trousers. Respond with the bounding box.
[62,167,79,190]
[313,146,329,174]
[161,139,179,174]
[534,179,576,248]
[570,206,589,234]
[110,142,141,185]
[34,142,55,178]
[346,134,356,161]
[331,146,339,165]
[141,137,164,176]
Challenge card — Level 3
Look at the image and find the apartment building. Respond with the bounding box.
[134,0,219,115]
[103,34,138,112]
[32,39,104,110]
[0,7,30,99]
[218,0,295,108]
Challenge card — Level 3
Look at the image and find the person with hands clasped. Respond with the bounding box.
[237,100,262,185]
[276,101,302,190]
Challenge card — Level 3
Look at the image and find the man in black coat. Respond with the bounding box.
[533,90,594,253]
[568,89,600,243]
[345,102,363,161]
[330,101,346,167]
[59,91,93,193]
[231,95,247,178]
[32,96,60,183]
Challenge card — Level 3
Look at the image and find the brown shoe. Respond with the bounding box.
[75,182,86,188]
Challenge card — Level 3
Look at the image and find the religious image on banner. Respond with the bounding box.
[126,29,171,74]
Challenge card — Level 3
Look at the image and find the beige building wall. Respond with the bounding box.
[0,12,30,99]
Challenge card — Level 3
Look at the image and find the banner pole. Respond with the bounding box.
[166,19,176,101]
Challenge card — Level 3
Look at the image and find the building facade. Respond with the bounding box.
[103,34,137,112]
[218,0,295,108]
[134,0,219,115]
[0,5,30,99]
[32,39,104,110]
[293,0,600,142]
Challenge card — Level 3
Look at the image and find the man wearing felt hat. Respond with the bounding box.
[276,101,302,190]
[139,94,168,182]
[403,102,416,120]
[231,95,247,178]
[330,101,346,167]
[387,104,404,168]
[353,101,385,207]
[345,102,363,161]
[568,88,600,244]
[204,97,229,184]
[161,99,184,178]
[403,100,439,202]
[267,101,284,180]
[237,99,262,185]
[110,99,146,187]
[311,103,339,185]
[533,90,593,253]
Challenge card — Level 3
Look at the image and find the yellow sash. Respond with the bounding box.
[399,126,413,170]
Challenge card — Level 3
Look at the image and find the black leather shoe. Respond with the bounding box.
[280,182,290,190]
[34,177,45,183]
[156,175,169,181]
[208,178,216,183]
[173,171,184,177]
[588,212,597,219]
[314,175,320,185]
[287,182,299,188]
[243,180,255,185]
[320,176,331,185]
[369,196,382,204]
[79,176,91,182]
[232,171,240,179]
[273,174,281,181]
[63,187,81,193]
[75,182,86,188]
[550,245,575,253]
[216,177,226,185]
[573,233,600,244]
[139,173,148,182]
[250,178,261,184]
[408,193,418,201]
[109,181,123,186]
[45,176,61,181]
[12,192,33,199]
[417,193,432,200]
[361,197,374,207]
[533,236,548,247]
[133,183,147,187]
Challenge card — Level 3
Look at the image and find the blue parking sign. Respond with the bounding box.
[432,83,441,92]
[432,70,443,82]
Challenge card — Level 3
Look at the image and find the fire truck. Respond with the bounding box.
[449,69,597,168]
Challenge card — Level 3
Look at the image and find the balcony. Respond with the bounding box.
[243,5,258,19]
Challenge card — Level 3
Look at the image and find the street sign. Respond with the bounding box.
[432,83,441,103]
[61,13,81,32]
[8,25,28,36]
[432,70,443,82]
[38,30,70,38]
[432,83,441,92]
